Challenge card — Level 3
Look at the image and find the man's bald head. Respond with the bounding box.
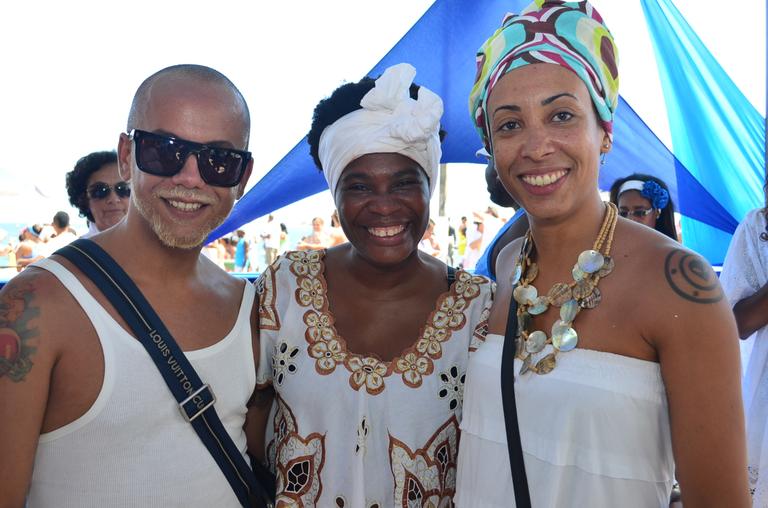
[126,64,250,146]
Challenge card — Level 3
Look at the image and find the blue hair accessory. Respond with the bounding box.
[640,180,669,210]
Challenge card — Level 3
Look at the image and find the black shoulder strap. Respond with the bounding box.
[500,291,532,507]
[56,239,274,508]
[447,265,457,284]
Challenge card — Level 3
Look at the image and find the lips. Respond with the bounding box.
[367,224,406,237]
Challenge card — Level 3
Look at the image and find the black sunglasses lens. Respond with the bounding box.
[198,148,245,187]
[136,133,186,176]
[88,184,110,199]
[115,182,131,198]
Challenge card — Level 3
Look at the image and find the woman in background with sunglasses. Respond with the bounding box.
[609,173,678,241]
[65,150,130,238]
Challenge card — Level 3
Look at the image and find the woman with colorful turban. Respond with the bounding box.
[456,1,748,506]
[609,173,678,241]
[252,63,493,505]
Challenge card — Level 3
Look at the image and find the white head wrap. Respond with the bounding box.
[318,63,444,196]
[617,179,646,196]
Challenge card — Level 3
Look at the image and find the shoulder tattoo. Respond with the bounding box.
[0,283,40,382]
[664,249,723,304]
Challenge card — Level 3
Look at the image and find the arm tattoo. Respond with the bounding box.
[664,249,723,304]
[0,284,39,382]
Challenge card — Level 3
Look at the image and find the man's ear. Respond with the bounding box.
[117,133,133,181]
[235,158,254,200]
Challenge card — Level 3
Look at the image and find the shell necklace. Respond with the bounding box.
[512,202,618,375]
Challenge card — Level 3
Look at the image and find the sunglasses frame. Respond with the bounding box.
[87,181,131,200]
[129,129,251,188]
[618,208,655,218]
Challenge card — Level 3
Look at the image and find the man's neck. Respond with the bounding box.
[94,220,205,287]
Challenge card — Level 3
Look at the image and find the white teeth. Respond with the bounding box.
[168,200,203,211]
[368,225,406,237]
[522,170,567,187]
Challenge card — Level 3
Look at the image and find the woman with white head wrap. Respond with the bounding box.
[253,63,493,506]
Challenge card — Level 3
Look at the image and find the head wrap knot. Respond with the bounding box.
[319,63,444,196]
[469,0,619,150]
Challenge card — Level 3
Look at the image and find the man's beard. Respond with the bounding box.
[132,187,229,250]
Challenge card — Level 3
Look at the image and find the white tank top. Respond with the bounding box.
[456,333,675,507]
[28,258,256,508]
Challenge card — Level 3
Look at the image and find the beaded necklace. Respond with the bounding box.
[512,202,618,375]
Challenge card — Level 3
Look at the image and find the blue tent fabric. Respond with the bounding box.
[211,0,763,266]
[641,0,766,263]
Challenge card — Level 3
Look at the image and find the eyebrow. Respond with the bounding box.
[541,92,577,105]
[493,92,579,115]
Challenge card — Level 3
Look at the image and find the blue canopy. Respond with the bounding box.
[211,0,765,265]
[642,0,765,262]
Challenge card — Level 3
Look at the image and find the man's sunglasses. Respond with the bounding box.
[88,181,131,200]
[618,208,655,218]
[129,129,251,187]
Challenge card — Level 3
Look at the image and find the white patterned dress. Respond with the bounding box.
[720,208,768,503]
[255,250,493,507]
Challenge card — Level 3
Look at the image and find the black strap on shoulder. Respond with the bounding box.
[500,290,532,507]
[56,239,274,508]
[447,265,457,284]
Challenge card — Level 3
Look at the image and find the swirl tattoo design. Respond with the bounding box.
[664,249,723,304]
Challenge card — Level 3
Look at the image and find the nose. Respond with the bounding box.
[104,186,123,205]
[520,124,554,161]
[171,152,206,188]
[367,192,401,216]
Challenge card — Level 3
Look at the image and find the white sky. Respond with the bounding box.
[0,0,764,233]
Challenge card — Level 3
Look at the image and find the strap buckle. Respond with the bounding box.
[179,384,216,422]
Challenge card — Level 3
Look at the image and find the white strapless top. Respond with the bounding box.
[455,333,675,507]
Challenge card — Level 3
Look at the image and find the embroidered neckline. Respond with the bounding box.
[286,250,485,395]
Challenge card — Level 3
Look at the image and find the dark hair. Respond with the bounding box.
[53,211,70,229]
[609,173,678,241]
[307,77,441,171]
[65,150,118,222]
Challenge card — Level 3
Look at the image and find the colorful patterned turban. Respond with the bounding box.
[469,0,619,148]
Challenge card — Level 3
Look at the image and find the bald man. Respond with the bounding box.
[0,65,263,507]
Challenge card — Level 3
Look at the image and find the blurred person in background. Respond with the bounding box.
[65,150,130,238]
[721,178,768,502]
[260,214,281,264]
[609,173,678,241]
[233,229,249,272]
[418,218,442,258]
[14,225,44,271]
[328,210,347,247]
[297,216,332,251]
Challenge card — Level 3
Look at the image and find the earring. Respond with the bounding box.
[600,152,607,166]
